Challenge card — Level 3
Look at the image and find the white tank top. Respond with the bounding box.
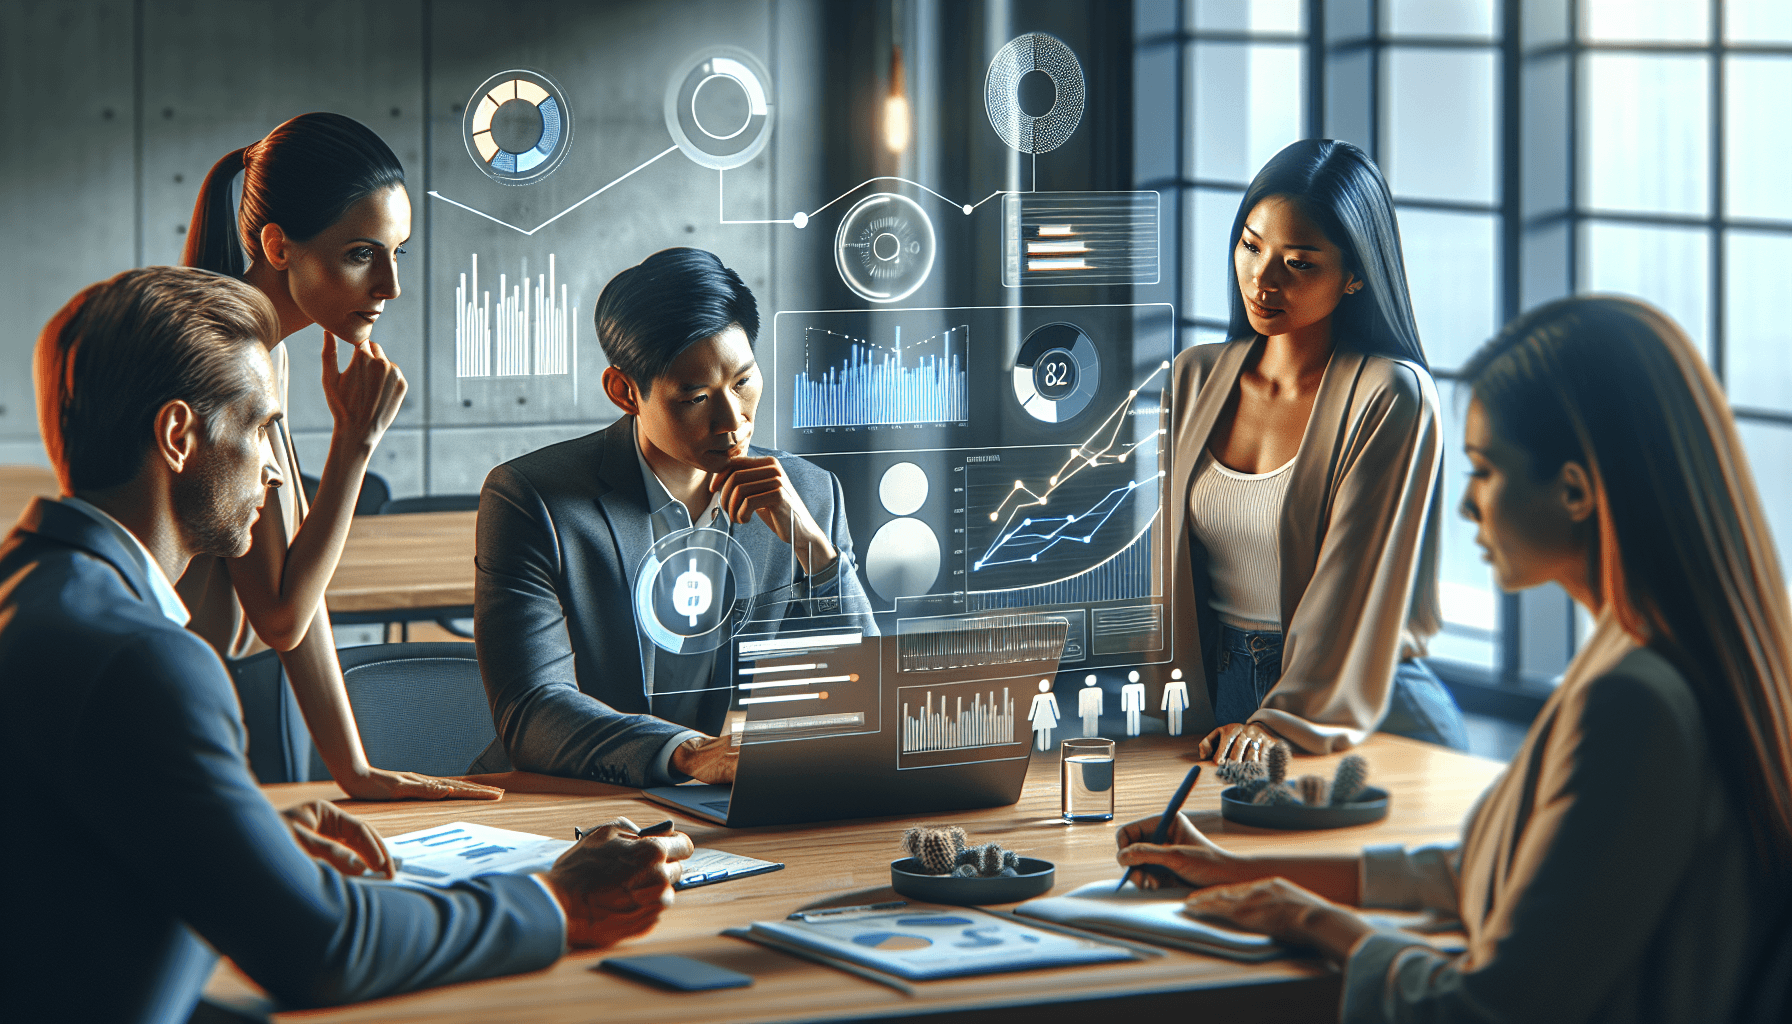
[1186,450,1294,630]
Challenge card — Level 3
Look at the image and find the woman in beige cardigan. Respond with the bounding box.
[1163,139,1464,760]
[1118,296,1792,1023]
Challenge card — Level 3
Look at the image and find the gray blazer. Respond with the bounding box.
[0,499,563,1024]
[474,416,874,787]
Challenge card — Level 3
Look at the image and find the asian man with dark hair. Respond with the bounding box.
[474,247,874,787]
[0,266,691,1024]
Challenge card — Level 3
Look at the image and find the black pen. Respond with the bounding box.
[573,819,675,841]
[1118,763,1202,892]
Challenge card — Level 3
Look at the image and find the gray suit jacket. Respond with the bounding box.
[474,416,874,787]
[0,499,564,1024]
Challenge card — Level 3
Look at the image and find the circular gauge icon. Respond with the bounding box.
[1013,322,1101,423]
[985,33,1085,155]
[665,47,775,170]
[834,193,936,304]
[462,69,572,185]
[633,526,758,656]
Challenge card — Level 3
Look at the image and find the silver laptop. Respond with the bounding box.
[643,616,1068,828]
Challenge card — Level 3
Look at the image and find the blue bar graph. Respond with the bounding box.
[792,326,968,428]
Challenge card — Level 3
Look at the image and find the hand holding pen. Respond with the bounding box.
[1113,765,1249,891]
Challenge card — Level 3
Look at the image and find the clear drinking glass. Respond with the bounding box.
[1060,737,1115,822]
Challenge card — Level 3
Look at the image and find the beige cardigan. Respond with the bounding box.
[1345,615,1778,1022]
[1148,339,1442,753]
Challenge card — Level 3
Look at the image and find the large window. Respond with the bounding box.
[1152,0,1792,691]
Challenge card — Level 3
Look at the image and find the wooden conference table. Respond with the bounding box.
[325,509,477,620]
[0,467,469,623]
[207,734,1504,1023]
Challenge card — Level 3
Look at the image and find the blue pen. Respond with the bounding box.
[1119,763,1202,892]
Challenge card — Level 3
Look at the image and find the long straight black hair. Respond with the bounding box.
[183,112,405,277]
[1463,295,1792,865]
[1226,139,1427,369]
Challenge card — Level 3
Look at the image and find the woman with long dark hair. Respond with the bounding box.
[1156,138,1465,760]
[1119,295,1792,1022]
[181,112,500,800]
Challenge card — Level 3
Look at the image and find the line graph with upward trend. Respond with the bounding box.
[792,325,968,428]
[966,360,1168,596]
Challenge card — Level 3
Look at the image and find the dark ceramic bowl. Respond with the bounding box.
[1219,785,1390,830]
[889,857,1056,905]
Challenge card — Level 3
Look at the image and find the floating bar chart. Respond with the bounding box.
[1001,191,1160,288]
[455,253,575,379]
[792,325,968,428]
[901,686,1015,752]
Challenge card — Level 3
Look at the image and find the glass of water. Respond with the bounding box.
[1060,737,1115,822]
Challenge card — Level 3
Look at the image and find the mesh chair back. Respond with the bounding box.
[300,470,389,516]
[380,493,481,515]
[225,648,316,784]
[305,642,498,780]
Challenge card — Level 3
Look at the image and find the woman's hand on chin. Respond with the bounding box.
[321,329,407,454]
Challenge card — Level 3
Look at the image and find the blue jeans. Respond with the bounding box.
[1210,623,1469,750]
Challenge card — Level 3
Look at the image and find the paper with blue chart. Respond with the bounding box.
[388,822,573,887]
[749,907,1134,980]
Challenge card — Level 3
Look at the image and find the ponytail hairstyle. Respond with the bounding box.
[183,112,405,277]
[1463,295,1792,866]
[1227,139,1427,368]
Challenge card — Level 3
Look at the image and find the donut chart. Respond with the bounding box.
[985,33,1086,155]
[462,70,572,185]
[665,47,775,170]
[633,527,758,656]
[835,193,936,304]
[1013,322,1101,423]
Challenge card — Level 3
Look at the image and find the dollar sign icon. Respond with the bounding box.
[672,556,713,627]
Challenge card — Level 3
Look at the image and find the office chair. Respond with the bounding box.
[299,469,390,516]
[377,493,482,637]
[304,641,507,781]
[226,648,315,784]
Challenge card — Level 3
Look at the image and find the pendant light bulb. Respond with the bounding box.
[885,44,910,153]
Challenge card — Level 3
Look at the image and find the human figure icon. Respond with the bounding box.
[1121,670,1146,737]
[1161,667,1189,736]
[1028,679,1061,752]
[1079,674,1104,736]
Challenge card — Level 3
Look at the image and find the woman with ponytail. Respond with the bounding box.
[181,112,500,801]
[1117,296,1792,1023]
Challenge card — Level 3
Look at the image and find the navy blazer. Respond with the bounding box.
[0,499,564,1024]
[474,416,875,787]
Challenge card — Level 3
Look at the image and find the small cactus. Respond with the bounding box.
[1331,754,1370,805]
[1266,741,1292,785]
[1295,773,1332,806]
[903,828,1018,877]
[1252,782,1298,806]
[902,826,968,874]
[1216,759,1268,786]
[1235,777,1271,800]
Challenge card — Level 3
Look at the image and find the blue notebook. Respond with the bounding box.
[748,906,1136,981]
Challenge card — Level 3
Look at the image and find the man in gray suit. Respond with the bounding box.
[475,248,874,788]
[0,267,691,1023]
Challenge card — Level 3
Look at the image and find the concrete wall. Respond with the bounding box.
[0,0,779,496]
